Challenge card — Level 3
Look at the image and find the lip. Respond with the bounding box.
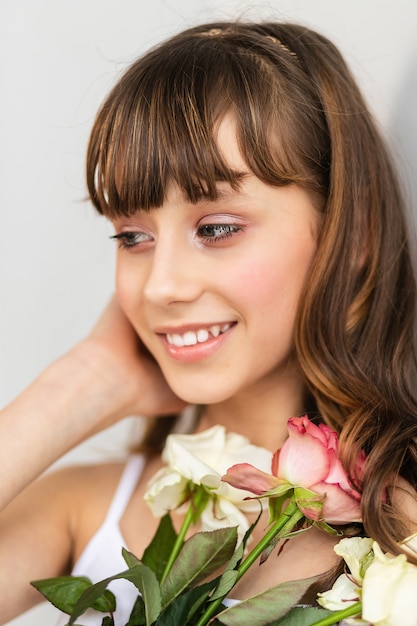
[156,321,236,363]
[154,321,234,335]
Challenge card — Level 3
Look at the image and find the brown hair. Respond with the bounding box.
[86,22,417,556]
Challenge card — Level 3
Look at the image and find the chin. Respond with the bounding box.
[166,381,236,407]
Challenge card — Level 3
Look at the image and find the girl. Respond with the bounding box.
[1,20,417,625]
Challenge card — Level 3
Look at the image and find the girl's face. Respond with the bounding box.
[112,122,319,407]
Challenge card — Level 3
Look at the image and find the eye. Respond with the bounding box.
[110,231,153,250]
[197,223,243,243]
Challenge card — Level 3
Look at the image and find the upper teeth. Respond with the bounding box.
[166,323,231,347]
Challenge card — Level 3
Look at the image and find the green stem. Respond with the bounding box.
[195,499,303,626]
[310,601,362,626]
[236,499,303,582]
[160,488,208,585]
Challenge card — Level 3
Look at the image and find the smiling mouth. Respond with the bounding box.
[165,323,233,347]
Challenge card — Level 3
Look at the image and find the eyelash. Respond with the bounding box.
[110,223,243,250]
[110,232,152,250]
[197,223,243,243]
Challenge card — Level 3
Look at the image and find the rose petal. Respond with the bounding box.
[144,467,188,516]
[271,448,280,476]
[289,416,328,447]
[279,422,330,487]
[334,537,374,583]
[361,546,416,624]
[164,427,226,487]
[218,432,272,475]
[310,481,362,523]
[163,425,226,467]
[163,425,272,492]
[317,573,360,611]
[326,450,361,500]
[201,497,250,545]
[222,463,280,495]
[318,423,339,452]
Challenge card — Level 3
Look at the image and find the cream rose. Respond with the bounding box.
[317,537,373,613]
[361,542,417,626]
[144,425,272,542]
[334,537,374,583]
[317,573,360,612]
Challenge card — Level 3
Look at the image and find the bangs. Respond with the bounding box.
[86,24,330,218]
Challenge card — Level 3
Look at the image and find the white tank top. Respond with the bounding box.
[55,454,146,626]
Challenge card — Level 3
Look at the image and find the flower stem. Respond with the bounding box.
[310,601,362,625]
[160,487,208,585]
[195,498,303,626]
[236,499,303,581]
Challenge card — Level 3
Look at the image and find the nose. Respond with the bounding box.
[143,236,203,307]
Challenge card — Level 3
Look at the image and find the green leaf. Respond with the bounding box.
[215,575,322,626]
[155,579,217,625]
[122,547,142,568]
[240,505,263,559]
[125,595,146,626]
[161,527,237,609]
[68,564,161,626]
[262,483,293,500]
[293,487,324,520]
[184,579,222,622]
[141,514,178,580]
[210,570,239,603]
[270,606,334,625]
[212,506,262,602]
[268,493,289,524]
[313,521,342,537]
[210,525,250,602]
[101,617,115,626]
[31,576,116,615]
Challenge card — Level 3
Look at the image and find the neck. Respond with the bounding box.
[196,370,307,451]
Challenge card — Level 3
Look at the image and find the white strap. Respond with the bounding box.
[104,454,146,523]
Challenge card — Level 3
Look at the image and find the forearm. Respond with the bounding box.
[0,343,133,511]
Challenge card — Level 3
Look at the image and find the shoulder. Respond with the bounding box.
[35,460,127,502]
[16,461,127,533]
[41,460,131,562]
[50,460,127,519]
[0,459,131,602]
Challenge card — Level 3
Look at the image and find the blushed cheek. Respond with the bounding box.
[115,268,138,318]
[233,248,315,319]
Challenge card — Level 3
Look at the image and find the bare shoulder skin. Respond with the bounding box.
[0,462,125,622]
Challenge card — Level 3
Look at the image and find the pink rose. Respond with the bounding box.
[223,416,363,524]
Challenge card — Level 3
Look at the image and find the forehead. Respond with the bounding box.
[215,116,248,171]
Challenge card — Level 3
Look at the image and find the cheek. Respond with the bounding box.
[114,263,140,317]
[230,246,314,314]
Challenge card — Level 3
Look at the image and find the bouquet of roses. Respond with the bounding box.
[32,416,415,626]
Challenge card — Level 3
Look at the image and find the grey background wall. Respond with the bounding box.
[1,1,416,623]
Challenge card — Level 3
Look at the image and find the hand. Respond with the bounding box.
[73,296,187,421]
[0,298,186,511]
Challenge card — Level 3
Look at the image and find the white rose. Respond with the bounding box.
[362,542,417,626]
[144,425,272,540]
[143,466,189,517]
[334,537,374,583]
[317,573,360,611]
[200,496,252,543]
[317,537,373,620]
